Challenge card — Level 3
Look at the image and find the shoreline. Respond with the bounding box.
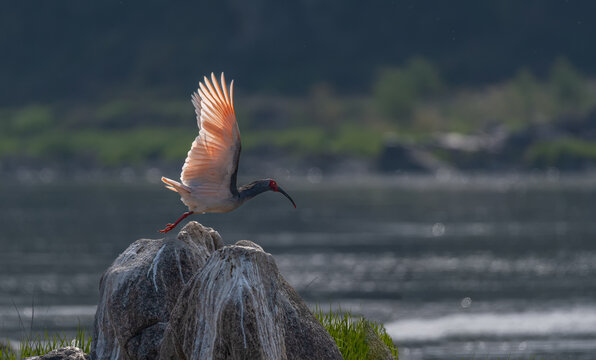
[5,164,596,189]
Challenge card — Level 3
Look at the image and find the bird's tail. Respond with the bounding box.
[161,177,191,194]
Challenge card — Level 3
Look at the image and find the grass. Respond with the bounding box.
[314,306,399,360]
[525,137,596,169]
[0,327,91,360]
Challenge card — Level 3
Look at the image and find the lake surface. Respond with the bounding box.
[1,173,596,359]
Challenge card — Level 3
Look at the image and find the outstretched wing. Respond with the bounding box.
[181,73,241,197]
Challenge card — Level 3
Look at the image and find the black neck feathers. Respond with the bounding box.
[237,179,271,202]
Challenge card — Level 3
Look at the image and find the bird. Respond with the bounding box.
[159,73,296,233]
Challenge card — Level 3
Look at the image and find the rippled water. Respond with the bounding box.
[1,174,596,359]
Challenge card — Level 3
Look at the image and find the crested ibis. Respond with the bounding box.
[159,73,296,233]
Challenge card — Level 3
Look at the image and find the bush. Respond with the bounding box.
[549,57,588,114]
[374,57,443,121]
[510,68,540,123]
[10,105,54,135]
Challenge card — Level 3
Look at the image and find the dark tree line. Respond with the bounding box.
[2,0,596,105]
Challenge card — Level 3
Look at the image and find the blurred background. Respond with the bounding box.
[2,1,596,359]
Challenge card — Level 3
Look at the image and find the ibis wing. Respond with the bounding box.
[181,73,241,197]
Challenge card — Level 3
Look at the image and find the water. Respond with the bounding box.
[1,173,596,359]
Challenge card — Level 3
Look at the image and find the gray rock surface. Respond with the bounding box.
[92,223,342,360]
[159,240,342,360]
[25,346,89,360]
[91,222,222,360]
[364,322,396,360]
[234,239,264,251]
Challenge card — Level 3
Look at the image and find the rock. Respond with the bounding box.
[363,322,395,360]
[234,239,264,251]
[25,346,89,360]
[378,139,453,174]
[159,240,342,360]
[178,221,224,253]
[378,141,428,173]
[92,223,341,360]
[91,222,222,360]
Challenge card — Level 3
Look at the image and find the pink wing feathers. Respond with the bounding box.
[180,73,241,197]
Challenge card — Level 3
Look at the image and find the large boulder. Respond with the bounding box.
[91,222,223,360]
[159,240,342,360]
[91,222,342,360]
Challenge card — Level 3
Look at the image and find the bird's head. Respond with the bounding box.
[239,179,297,207]
[267,179,297,208]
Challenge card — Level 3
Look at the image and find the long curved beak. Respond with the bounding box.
[277,186,296,208]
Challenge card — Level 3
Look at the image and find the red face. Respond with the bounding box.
[269,179,279,192]
[268,179,296,208]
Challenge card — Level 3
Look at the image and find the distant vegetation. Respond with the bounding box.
[1,56,595,171]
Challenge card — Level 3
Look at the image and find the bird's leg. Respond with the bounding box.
[159,211,194,233]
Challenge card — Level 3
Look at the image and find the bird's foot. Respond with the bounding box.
[158,223,176,233]
[158,211,194,233]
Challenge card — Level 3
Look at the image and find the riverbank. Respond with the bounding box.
[3,59,596,175]
[0,309,399,359]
